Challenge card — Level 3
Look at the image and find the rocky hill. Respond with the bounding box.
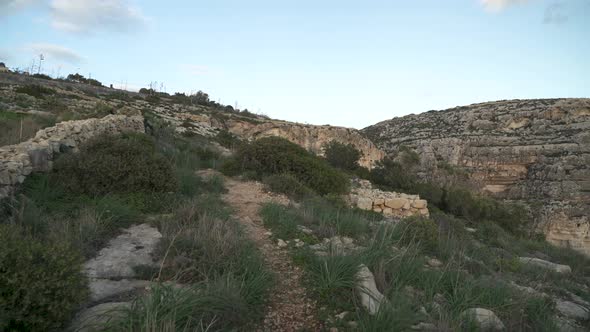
[363,98,590,256]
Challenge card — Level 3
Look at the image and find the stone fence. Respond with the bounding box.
[348,180,429,218]
[0,115,144,200]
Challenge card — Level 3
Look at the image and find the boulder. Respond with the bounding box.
[460,308,505,331]
[518,257,572,274]
[357,197,373,210]
[556,300,590,321]
[355,264,385,315]
[385,198,407,209]
[412,199,427,209]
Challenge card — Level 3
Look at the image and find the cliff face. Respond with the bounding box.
[363,98,590,255]
[152,106,385,169]
[224,118,384,169]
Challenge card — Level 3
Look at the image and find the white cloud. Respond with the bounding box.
[480,0,529,12]
[181,64,211,76]
[27,42,84,64]
[50,0,147,33]
[0,0,43,15]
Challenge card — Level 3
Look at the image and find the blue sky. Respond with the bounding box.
[1,0,589,128]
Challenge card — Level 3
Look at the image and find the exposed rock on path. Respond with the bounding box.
[222,176,321,332]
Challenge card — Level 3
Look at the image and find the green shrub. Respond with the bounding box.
[370,158,416,192]
[323,140,362,171]
[399,217,439,253]
[306,254,362,309]
[0,224,88,331]
[226,137,349,195]
[263,174,314,200]
[52,133,177,196]
[14,84,55,98]
[216,130,243,149]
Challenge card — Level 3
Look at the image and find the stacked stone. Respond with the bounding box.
[349,180,429,217]
[0,115,144,200]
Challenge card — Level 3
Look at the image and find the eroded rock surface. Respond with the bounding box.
[84,223,161,302]
[356,264,385,315]
[363,98,590,255]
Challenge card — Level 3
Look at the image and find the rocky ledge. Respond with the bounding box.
[363,98,590,256]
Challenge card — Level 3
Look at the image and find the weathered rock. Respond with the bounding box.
[363,98,590,256]
[411,322,438,331]
[556,300,590,321]
[518,257,572,274]
[69,302,130,332]
[85,224,162,279]
[277,239,288,248]
[310,236,362,256]
[460,308,506,331]
[88,279,150,302]
[355,264,385,315]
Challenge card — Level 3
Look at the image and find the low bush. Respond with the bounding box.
[14,84,55,98]
[224,137,349,195]
[52,133,177,196]
[306,254,362,309]
[398,216,439,253]
[263,174,315,200]
[0,224,88,331]
[323,140,362,171]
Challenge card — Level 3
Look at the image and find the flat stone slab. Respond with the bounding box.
[69,302,130,332]
[88,278,151,302]
[518,257,571,274]
[556,300,590,321]
[85,224,162,279]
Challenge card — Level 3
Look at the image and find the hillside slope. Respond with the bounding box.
[363,98,590,256]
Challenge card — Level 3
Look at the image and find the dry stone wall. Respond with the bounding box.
[349,180,429,218]
[0,114,144,200]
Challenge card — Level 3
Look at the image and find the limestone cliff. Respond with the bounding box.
[152,106,384,169]
[363,98,590,255]
[224,118,384,169]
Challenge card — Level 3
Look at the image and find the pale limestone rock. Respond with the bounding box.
[412,199,428,209]
[460,308,505,331]
[356,264,385,315]
[88,279,150,302]
[85,224,162,279]
[277,239,288,248]
[556,300,590,321]
[385,198,407,209]
[518,257,572,274]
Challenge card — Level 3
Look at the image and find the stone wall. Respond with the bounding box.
[348,180,429,218]
[0,114,144,200]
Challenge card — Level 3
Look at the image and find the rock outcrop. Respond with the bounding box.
[151,106,384,168]
[348,179,429,218]
[224,118,384,169]
[0,114,144,200]
[363,98,590,255]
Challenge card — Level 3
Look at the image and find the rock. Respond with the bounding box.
[277,239,288,248]
[411,322,438,331]
[357,197,373,210]
[356,264,385,315]
[518,257,572,274]
[460,308,505,331]
[335,311,349,320]
[88,278,150,302]
[412,199,427,209]
[385,198,407,209]
[297,225,314,235]
[465,227,477,233]
[69,302,130,332]
[362,98,590,257]
[427,258,443,268]
[84,224,162,279]
[556,300,590,321]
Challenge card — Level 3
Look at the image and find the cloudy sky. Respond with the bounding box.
[1,0,589,128]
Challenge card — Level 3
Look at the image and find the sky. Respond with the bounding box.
[1,0,589,128]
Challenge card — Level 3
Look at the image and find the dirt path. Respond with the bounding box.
[221,176,321,332]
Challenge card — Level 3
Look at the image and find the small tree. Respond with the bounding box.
[323,141,362,171]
